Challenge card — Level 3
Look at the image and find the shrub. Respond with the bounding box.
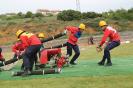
[57,10,81,21]
[25,11,33,18]
[34,13,44,17]
[82,12,101,19]
[17,12,25,18]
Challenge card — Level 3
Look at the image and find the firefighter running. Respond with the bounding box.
[65,23,86,65]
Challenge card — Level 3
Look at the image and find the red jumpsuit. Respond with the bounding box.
[20,32,41,48]
[40,48,66,68]
[0,52,3,61]
[100,26,120,46]
[0,47,4,61]
[12,42,25,56]
[40,48,61,64]
[65,26,80,45]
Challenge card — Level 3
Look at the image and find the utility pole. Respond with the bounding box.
[76,0,81,12]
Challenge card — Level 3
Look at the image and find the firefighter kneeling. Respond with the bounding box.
[39,48,68,73]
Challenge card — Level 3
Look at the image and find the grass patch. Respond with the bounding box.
[1,75,133,88]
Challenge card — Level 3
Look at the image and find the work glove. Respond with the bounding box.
[16,50,20,56]
[20,50,25,56]
[96,45,102,52]
[63,30,67,34]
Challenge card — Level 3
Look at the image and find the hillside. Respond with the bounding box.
[0,16,133,45]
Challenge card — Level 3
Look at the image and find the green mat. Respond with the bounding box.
[0,56,133,80]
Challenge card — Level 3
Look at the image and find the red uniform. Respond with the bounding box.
[12,42,25,56]
[0,47,4,61]
[40,48,61,64]
[0,53,3,60]
[20,32,41,48]
[40,48,66,68]
[100,26,120,46]
[65,26,80,45]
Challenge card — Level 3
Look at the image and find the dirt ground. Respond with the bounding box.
[1,31,133,53]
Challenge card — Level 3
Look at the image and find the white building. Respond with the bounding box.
[37,9,61,16]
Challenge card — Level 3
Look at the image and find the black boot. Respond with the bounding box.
[35,65,39,70]
[21,68,31,77]
[106,62,112,66]
[98,61,104,66]
[21,63,24,71]
[106,58,112,66]
[70,61,77,65]
[98,57,105,66]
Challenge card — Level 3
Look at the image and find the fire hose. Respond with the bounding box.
[0,58,20,67]
[0,32,66,68]
[41,33,66,43]
[12,68,58,76]
[44,42,67,49]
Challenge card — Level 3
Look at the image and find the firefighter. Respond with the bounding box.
[38,32,45,41]
[37,32,45,51]
[96,21,120,66]
[12,39,25,70]
[16,29,42,76]
[0,47,5,63]
[12,39,25,59]
[34,33,45,69]
[65,23,86,65]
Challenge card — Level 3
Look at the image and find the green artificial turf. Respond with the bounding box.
[0,56,133,80]
[0,43,133,88]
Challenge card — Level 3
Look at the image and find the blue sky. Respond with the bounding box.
[0,0,133,14]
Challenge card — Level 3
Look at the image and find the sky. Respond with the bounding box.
[0,0,133,14]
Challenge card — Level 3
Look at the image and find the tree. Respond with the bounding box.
[57,10,81,21]
[82,12,101,19]
[17,12,24,18]
[17,12,23,16]
[34,12,44,17]
[128,8,133,13]
[25,11,33,18]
